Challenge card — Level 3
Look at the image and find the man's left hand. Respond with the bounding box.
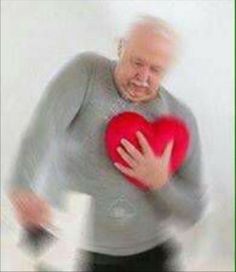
[114,131,174,190]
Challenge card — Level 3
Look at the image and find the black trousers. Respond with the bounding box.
[84,240,179,272]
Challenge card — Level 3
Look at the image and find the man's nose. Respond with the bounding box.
[137,66,150,82]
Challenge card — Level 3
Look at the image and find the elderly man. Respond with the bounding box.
[9,16,205,271]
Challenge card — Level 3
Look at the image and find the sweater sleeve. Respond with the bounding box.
[8,52,94,191]
[145,110,206,228]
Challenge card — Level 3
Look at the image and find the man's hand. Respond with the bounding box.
[114,131,174,190]
[9,190,51,228]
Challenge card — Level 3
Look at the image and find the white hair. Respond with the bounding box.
[116,15,180,62]
[123,15,178,44]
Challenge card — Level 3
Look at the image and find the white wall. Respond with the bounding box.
[1,1,234,271]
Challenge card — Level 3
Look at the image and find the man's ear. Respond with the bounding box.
[117,38,125,59]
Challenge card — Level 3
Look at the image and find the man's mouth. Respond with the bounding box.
[130,85,148,96]
[131,80,149,88]
[129,81,149,93]
[121,82,150,100]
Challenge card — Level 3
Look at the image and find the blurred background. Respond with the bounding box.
[1,0,234,271]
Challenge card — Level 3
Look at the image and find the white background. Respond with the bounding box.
[1,1,234,271]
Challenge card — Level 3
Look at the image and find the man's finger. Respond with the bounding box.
[162,140,174,164]
[120,138,143,161]
[136,131,152,155]
[114,162,136,178]
[117,147,137,168]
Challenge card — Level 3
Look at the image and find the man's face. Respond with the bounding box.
[114,28,175,103]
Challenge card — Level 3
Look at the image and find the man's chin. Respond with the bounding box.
[120,87,154,102]
[121,91,141,102]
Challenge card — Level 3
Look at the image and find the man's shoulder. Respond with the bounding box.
[78,51,110,62]
[47,52,110,90]
[71,51,111,69]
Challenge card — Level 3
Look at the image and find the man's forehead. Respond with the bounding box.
[126,38,174,68]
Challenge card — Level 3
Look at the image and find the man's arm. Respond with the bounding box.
[151,112,205,226]
[148,123,204,228]
[115,112,205,228]
[8,53,94,226]
[8,52,93,190]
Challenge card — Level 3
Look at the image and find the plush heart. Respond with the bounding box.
[105,112,190,190]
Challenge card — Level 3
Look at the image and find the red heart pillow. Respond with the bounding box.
[105,112,190,190]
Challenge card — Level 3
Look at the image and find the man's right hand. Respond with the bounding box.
[9,190,51,229]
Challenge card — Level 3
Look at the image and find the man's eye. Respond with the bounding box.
[134,61,142,67]
[151,67,161,74]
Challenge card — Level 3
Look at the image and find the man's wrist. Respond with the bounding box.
[147,175,170,190]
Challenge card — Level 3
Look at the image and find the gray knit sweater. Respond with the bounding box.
[9,52,205,256]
